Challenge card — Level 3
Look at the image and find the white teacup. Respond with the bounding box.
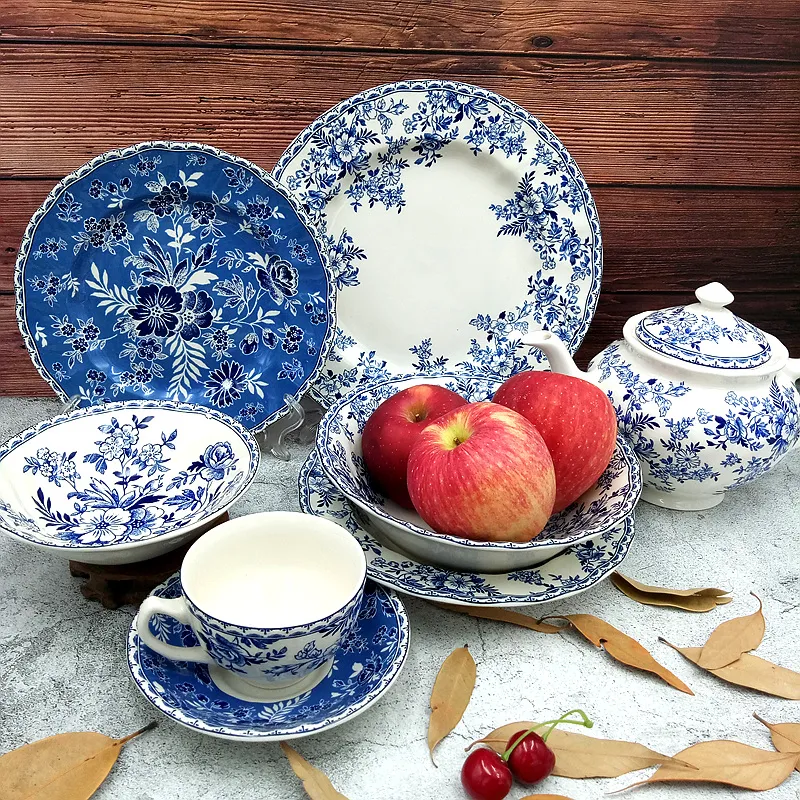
[136,511,366,700]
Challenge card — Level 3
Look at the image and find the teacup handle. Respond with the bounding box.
[136,596,212,664]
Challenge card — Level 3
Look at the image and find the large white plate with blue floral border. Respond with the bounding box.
[273,80,602,406]
[299,450,633,607]
[128,574,409,740]
[15,141,335,433]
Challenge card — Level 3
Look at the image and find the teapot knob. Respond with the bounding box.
[695,282,734,311]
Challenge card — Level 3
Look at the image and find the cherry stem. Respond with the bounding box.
[501,709,593,762]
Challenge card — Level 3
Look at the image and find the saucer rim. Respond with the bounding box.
[127,575,411,741]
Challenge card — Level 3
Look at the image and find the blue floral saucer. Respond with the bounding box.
[15,142,335,432]
[274,80,602,406]
[128,575,409,740]
[299,450,634,606]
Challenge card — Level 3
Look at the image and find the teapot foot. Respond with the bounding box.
[641,487,724,512]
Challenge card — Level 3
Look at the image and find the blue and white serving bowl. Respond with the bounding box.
[315,374,641,573]
[0,400,260,564]
[300,449,635,607]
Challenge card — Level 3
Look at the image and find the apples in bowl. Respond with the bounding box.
[315,374,641,573]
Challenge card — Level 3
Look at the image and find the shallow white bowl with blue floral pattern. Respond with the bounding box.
[315,374,641,573]
[0,400,260,563]
[300,449,635,606]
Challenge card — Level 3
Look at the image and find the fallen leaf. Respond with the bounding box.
[428,646,477,763]
[520,795,575,800]
[662,642,800,699]
[610,573,731,612]
[0,721,156,800]
[280,743,349,800]
[542,614,693,695]
[697,593,765,669]
[754,714,800,772]
[436,604,561,633]
[470,722,691,778]
[619,740,798,792]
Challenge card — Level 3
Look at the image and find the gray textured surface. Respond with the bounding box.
[1,396,798,799]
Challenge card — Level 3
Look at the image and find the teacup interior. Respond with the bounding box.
[181,512,366,628]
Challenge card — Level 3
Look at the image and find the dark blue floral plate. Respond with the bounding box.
[15,142,335,432]
[274,80,602,406]
[128,575,409,740]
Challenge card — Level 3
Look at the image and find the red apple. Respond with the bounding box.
[406,402,556,542]
[361,384,467,508]
[493,371,617,512]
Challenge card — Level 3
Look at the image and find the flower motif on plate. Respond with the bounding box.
[16,142,334,432]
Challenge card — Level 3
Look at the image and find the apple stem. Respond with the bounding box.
[501,709,593,761]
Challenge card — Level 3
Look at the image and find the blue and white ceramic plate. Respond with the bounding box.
[299,450,634,606]
[274,80,602,406]
[15,141,335,432]
[0,400,260,563]
[316,373,642,572]
[128,575,410,740]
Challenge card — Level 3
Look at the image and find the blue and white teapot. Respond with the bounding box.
[523,282,800,511]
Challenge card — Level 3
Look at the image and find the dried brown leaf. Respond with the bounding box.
[543,614,693,695]
[0,722,156,800]
[620,740,798,792]
[754,714,800,772]
[520,795,575,800]
[428,646,476,763]
[610,573,731,612]
[612,572,730,599]
[663,642,800,699]
[470,722,692,778]
[436,603,561,633]
[280,743,349,800]
[697,593,765,669]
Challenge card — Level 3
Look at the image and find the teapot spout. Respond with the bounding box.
[521,330,590,380]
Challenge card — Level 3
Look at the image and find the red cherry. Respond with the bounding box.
[505,729,556,785]
[460,748,513,800]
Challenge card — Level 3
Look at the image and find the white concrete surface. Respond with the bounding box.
[1,396,798,799]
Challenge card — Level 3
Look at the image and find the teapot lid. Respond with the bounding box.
[630,282,773,370]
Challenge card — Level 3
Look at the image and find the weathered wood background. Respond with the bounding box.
[1,2,798,394]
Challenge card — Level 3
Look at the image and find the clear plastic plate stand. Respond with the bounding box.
[58,393,319,462]
[60,395,81,413]
[259,394,322,461]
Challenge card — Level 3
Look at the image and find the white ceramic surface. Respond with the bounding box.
[523,283,800,511]
[137,511,366,698]
[0,400,260,563]
[273,80,602,406]
[315,373,641,572]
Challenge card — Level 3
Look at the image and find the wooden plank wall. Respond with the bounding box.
[1,2,798,395]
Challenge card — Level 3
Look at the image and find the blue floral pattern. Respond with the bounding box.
[274,81,601,406]
[128,576,409,740]
[316,373,641,556]
[0,400,259,550]
[298,450,635,606]
[636,306,771,369]
[184,584,364,684]
[15,142,335,432]
[593,342,800,497]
